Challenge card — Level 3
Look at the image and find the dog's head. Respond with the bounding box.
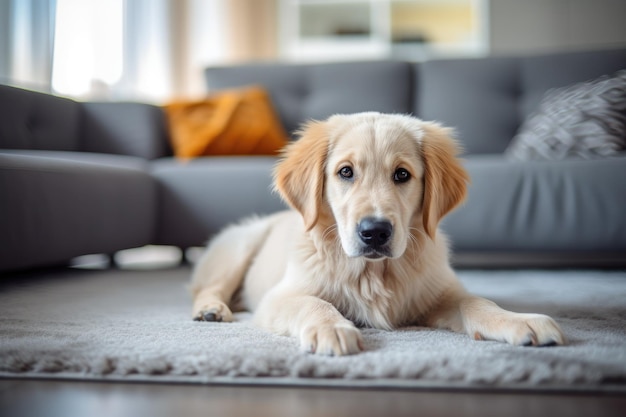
[274,112,469,261]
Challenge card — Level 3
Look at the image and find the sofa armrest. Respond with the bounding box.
[80,102,171,159]
[0,84,81,151]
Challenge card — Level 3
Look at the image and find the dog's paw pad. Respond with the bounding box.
[193,310,223,322]
[193,306,232,322]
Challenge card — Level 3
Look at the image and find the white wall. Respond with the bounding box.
[490,0,626,54]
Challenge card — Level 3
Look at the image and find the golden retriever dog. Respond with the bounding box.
[190,112,565,355]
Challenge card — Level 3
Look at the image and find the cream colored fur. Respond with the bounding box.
[190,113,565,356]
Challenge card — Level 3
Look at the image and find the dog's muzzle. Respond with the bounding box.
[357,217,393,259]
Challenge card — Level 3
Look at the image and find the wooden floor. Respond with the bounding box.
[1,379,624,417]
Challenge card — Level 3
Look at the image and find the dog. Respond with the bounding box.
[190,112,565,355]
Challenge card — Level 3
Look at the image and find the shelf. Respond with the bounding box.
[279,0,489,62]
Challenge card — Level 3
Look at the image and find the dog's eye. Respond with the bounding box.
[338,166,354,180]
[393,168,411,183]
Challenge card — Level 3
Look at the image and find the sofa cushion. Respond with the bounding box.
[519,48,626,121]
[417,57,520,155]
[80,102,170,159]
[0,150,156,271]
[506,70,626,160]
[205,61,414,136]
[164,87,288,158]
[416,49,626,156]
[151,156,286,248]
[442,155,626,252]
[0,85,81,151]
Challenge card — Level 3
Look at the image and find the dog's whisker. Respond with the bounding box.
[409,226,427,240]
[321,224,338,241]
[409,235,420,265]
[407,227,425,265]
[319,225,343,259]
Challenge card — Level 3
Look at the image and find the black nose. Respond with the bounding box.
[358,218,392,247]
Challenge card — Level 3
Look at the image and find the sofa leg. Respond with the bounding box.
[180,248,190,266]
[108,254,119,269]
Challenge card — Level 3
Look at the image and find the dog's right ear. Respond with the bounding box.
[274,120,329,231]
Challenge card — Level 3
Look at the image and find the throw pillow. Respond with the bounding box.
[506,70,626,160]
[164,86,289,158]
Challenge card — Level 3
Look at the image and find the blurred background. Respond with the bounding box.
[1,0,625,103]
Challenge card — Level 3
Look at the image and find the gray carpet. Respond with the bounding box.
[1,266,625,391]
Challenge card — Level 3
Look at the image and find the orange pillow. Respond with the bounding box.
[164,86,289,158]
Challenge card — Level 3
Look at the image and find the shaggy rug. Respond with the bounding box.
[1,266,625,391]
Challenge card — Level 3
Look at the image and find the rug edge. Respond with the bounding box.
[2,372,625,394]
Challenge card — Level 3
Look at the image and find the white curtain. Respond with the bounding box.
[1,0,175,102]
[0,0,57,91]
[51,0,124,98]
[117,0,173,102]
[51,0,173,102]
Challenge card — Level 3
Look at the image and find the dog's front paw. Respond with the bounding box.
[192,302,233,323]
[300,323,363,356]
[476,313,566,347]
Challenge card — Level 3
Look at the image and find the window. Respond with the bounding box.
[52,0,123,97]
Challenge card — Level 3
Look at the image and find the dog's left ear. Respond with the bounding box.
[420,122,470,240]
[274,120,329,231]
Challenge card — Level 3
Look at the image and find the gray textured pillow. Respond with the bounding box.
[506,70,626,160]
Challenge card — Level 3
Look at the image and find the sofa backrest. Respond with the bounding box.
[518,48,626,121]
[206,48,626,155]
[0,84,82,151]
[418,48,626,155]
[0,84,171,159]
[417,56,520,154]
[205,61,414,136]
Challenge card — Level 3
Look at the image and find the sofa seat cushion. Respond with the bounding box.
[151,156,286,248]
[0,149,150,170]
[0,150,157,271]
[442,154,626,252]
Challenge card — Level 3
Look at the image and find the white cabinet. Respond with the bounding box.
[279,0,489,62]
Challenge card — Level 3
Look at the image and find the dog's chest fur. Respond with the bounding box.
[328,262,399,330]
[291,222,452,331]
[302,249,422,330]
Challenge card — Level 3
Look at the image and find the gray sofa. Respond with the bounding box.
[1,48,625,272]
